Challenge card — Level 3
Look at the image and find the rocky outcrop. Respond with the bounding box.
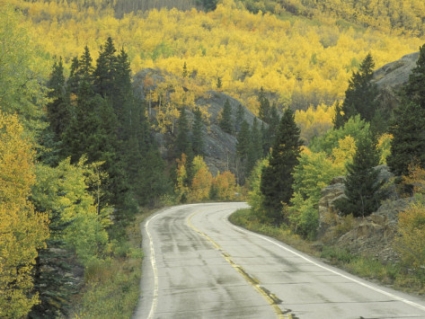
[317,166,409,263]
[133,69,263,176]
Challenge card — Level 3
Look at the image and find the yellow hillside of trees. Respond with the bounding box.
[9,0,425,113]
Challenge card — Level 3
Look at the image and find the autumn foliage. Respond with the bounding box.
[0,112,49,317]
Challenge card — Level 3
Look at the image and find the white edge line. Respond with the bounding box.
[145,214,159,319]
[230,223,425,313]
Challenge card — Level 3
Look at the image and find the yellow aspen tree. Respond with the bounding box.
[188,156,213,202]
[0,112,49,318]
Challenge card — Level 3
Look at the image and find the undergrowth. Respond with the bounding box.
[68,212,150,319]
[229,208,425,295]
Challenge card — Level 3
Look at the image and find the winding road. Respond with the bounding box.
[133,203,425,319]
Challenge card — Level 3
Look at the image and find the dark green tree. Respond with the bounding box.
[335,136,383,217]
[93,37,117,99]
[182,61,188,78]
[387,44,425,178]
[192,107,204,156]
[335,53,378,128]
[404,44,425,109]
[220,98,233,134]
[258,87,271,123]
[387,102,425,177]
[46,57,71,140]
[247,117,262,174]
[235,103,245,133]
[216,76,222,89]
[175,107,192,158]
[260,108,302,224]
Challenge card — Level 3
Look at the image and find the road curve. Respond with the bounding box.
[133,203,425,319]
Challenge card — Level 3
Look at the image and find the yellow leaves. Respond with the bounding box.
[395,200,425,269]
[15,0,423,115]
[212,171,237,200]
[331,135,356,172]
[189,156,213,202]
[295,103,335,143]
[0,112,48,317]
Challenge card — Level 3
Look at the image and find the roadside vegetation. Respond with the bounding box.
[229,208,425,295]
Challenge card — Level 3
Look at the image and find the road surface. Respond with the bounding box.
[133,203,425,319]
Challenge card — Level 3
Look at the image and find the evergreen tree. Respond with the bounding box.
[235,103,245,133]
[182,61,188,78]
[220,98,233,134]
[258,87,271,123]
[387,102,425,177]
[387,44,425,178]
[260,108,302,224]
[192,107,204,156]
[93,37,117,99]
[247,117,263,174]
[335,136,383,218]
[236,119,251,182]
[46,57,71,140]
[175,107,192,158]
[335,53,378,128]
[404,44,425,109]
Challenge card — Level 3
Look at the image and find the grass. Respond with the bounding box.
[229,208,425,295]
[68,211,153,319]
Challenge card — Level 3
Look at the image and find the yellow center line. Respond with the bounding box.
[187,211,292,319]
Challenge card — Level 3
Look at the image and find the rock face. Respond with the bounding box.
[133,69,263,176]
[317,166,409,263]
[373,52,419,90]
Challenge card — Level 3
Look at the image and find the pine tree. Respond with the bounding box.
[404,44,425,109]
[93,37,117,99]
[387,102,425,177]
[220,98,233,134]
[335,136,383,218]
[387,44,425,178]
[335,53,378,128]
[175,107,192,158]
[247,117,262,175]
[192,107,204,156]
[46,57,70,140]
[258,87,271,123]
[260,108,302,224]
[182,61,188,78]
[235,103,245,133]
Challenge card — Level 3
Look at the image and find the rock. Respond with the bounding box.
[373,52,419,90]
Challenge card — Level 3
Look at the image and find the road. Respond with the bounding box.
[133,203,425,319]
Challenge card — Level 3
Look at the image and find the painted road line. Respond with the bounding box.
[230,222,425,314]
[145,213,160,319]
[187,211,290,319]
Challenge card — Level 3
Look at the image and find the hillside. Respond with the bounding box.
[9,0,424,114]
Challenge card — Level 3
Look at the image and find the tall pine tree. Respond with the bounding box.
[260,108,302,224]
[388,45,425,177]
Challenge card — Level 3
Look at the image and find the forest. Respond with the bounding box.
[2,0,425,317]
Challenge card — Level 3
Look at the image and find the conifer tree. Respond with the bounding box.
[93,37,117,99]
[335,53,378,128]
[46,57,70,140]
[220,98,233,134]
[258,87,271,123]
[387,102,425,177]
[235,103,245,133]
[176,107,192,158]
[260,108,302,224]
[192,107,204,156]
[247,117,262,174]
[388,46,425,177]
[335,136,383,217]
[405,44,425,109]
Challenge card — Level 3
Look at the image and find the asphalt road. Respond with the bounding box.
[133,203,425,319]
